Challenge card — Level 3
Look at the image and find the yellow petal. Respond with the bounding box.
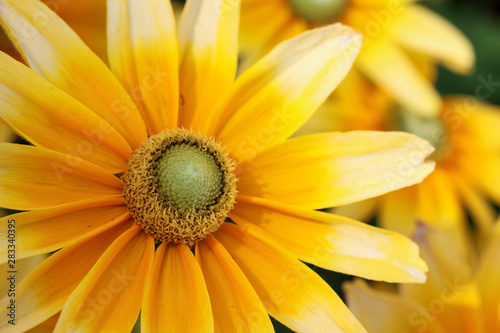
[231,195,428,283]
[344,279,446,333]
[356,38,442,117]
[142,243,213,332]
[238,131,435,208]
[216,223,366,333]
[107,0,179,134]
[454,174,496,235]
[0,143,122,210]
[0,51,132,172]
[209,23,361,161]
[177,0,239,132]
[451,96,500,150]
[0,198,128,263]
[0,221,134,333]
[379,185,419,236]
[0,0,147,148]
[196,237,274,333]
[458,152,500,204]
[56,225,154,333]
[26,313,60,333]
[391,5,475,74]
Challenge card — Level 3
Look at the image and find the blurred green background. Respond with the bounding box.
[428,0,500,105]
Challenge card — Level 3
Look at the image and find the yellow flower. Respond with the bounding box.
[344,221,500,332]
[0,0,434,332]
[240,0,474,116]
[312,94,500,260]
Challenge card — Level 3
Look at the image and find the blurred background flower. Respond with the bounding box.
[278,0,500,331]
[240,0,474,116]
[344,221,500,333]
[299,92,500,265]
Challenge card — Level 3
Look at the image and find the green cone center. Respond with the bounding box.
[156,143,223,211]
[288,0,348,23]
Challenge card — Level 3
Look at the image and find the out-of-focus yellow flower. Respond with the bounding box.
[344,221,500,333]
[302,90,500,259]
[240,0,474,116]
[0,0,436,332]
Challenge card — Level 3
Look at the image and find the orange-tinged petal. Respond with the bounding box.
[231,195,428,283]
[0,121,15,143]
[209,24,361,161]
[0,221,134,333]
[344,279,447,333]
[238,131,435,208]
[0,197,128,263]
[177,0,239,132]
[107,0,179,134]
[356,38,441,117]
[0,143,122,210]
[56,225,154,333]
[0,0,147,148]
[196,237,274,333]
[26,313,60,333]
[142,243,213,332]
[391,5,474,74]
[45,0,107,60]
[216,223,366,333]
[0,51,131,172]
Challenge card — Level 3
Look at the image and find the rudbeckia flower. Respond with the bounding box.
[0,0,434,332]
[240,0,475,116]
[344,221,500,332]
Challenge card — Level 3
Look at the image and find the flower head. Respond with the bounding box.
[344,221,500,333]
[312,93,500,259]
[240,0,475,116]
[0,0,435,331]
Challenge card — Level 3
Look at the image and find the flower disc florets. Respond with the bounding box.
[122,129,237,246]
[289,0,349,23]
